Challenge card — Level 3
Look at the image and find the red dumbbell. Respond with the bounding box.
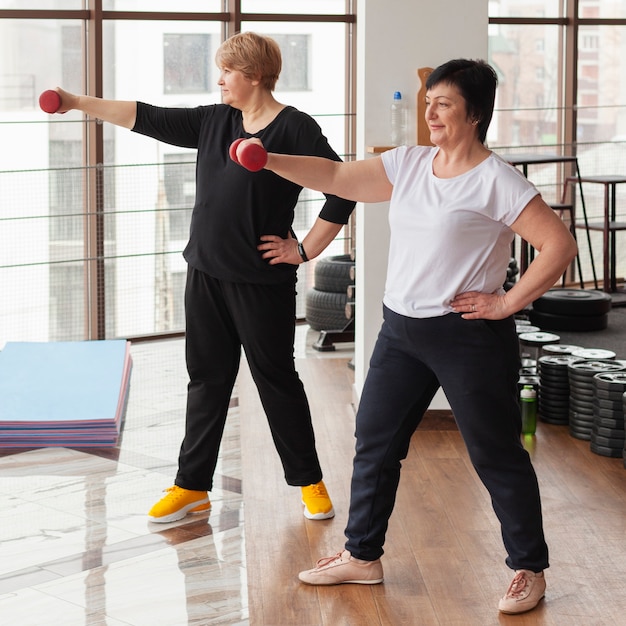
[229,139,268,172]
[229,138,245,164]
[39,90,62,114]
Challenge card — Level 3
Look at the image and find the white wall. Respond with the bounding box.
[354,0,489,408]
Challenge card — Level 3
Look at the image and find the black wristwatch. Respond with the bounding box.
[297,242,309,263]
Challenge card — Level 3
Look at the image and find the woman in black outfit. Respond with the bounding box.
[53,32,355,523]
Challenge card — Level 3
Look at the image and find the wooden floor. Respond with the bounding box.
[240,357,626,626]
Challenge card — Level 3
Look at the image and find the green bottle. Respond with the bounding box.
[520,385,537,435]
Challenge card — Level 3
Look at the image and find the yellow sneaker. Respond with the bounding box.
[148,485,211,523]
[301,481,335,520]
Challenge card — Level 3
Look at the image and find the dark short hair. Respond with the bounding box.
[426,59,498,144]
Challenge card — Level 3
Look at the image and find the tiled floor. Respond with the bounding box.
[0,327,353,625]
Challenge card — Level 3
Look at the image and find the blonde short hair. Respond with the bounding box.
[216,32,282,91]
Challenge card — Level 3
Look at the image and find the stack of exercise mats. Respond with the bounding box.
[0,339,132,447]
[516,319,626,467]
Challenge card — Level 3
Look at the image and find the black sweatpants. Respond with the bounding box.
[345,305,549,573]
[175,266,323,491]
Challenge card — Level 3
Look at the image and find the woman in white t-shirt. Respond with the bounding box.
[245,58,577,615]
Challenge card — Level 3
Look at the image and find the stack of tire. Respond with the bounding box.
[530,288,612,331]
[305,254,355,332]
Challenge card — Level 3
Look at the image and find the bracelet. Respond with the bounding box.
[297,242,309,262]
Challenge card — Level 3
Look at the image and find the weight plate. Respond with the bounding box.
[541,345,584,357]
[595,416,626,430]
[539,410,569,423]
[590,442,624,458]
[538,355,583,369]
[571,348,616,360]
[529,309,608,332]
[568,360,624,375]
[537,387,569,406]
[568,381,596,396]
[593,372,626,391]
[569,409,594,423]
[568,393,593,408]
[540,416,569,426]
[593,406,624,420]
[539,374,570,386]
[569,427,591,441]
[516,325,540,335]
[590,432,625,448]
[594,388,626,402]
[538,395,569,409]
[539,376,570,388]
[532,289,612,316]
[538,393,570,406]
[593,397,625,411]
[541,344,584,356]
[592,424,626,440]
[519,331,561,345]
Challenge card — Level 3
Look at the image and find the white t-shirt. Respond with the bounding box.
[380,146,539,318]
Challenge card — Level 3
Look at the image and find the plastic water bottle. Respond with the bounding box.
[520,385,538,435]
[390,91,408,146]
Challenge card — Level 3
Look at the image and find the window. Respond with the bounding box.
[271,34,311,91]
[164,33,213,94]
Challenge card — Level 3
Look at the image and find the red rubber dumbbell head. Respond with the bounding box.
[229,138,245,165]
[236,142,268,172]
[39,90,62,114]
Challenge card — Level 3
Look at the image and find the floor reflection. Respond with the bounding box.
[0,338,248,625]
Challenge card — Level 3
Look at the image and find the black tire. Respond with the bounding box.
[313,254,355,293]
[532,289,612,316]
[305,288,349,331]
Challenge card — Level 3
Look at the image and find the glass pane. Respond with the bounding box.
[0,19,85,112]
[591,3,626,19]
[241,0,349,15]
[102,0,221,11]
[577,25,626,144]
[488,23,562,149]
[0,19,85,343]
[489,0,562,19]
[104,20,222,104]
[0,1,81,7]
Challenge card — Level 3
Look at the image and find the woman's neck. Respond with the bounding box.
[241,94,286,135]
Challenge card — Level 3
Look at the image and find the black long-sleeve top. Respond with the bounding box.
[132,102,355,284]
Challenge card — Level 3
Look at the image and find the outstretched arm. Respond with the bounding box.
[265,152,392,203]
[235,137,394,204]
[52,87,137,129]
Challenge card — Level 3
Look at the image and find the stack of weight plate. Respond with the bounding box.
[537,355,584,425]
[530,288,612,331]
[568,360,626,440]
[590,372,626,458]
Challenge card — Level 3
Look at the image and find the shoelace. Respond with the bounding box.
[505,571,530,598]
[307,483,328,498]
[315,552,345,568]
[162,486,185,500]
